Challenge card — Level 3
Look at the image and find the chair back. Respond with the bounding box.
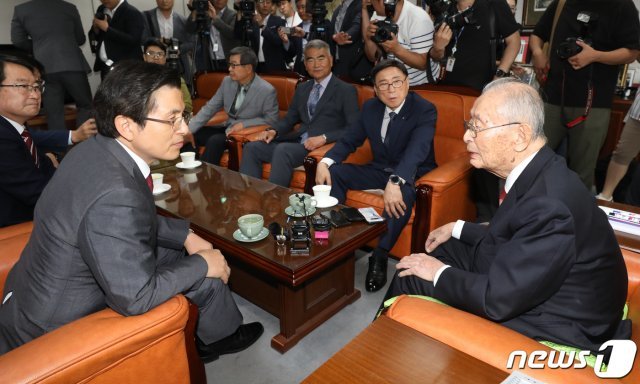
[0,222,33,297]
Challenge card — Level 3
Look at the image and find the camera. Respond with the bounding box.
[308,0,331,41]
[556,11,597,60]
[425,0,476,30]
[165,38,181,71]
[289,220,310,255]
[239,0,255,20]
[371,0,399,44]
[192,0,210,31]
[282,27,292,35]
[95,9,106,21]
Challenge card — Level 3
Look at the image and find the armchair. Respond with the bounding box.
[0,222,206,384]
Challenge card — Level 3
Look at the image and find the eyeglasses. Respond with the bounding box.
[0,81,45,94]
[228,62,248,68]
[464,120,521,138]
[375,78,406,91]
[145,51,166,59]
[143,112,191,131]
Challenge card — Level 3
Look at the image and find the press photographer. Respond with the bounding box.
[530,0,640,192]
[187,0,240,71]
[362,0,437,86]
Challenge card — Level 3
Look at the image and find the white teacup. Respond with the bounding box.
[184,173,198,184]
[312,185,331,201]
[180,151,196,167]
[151,173,163,190]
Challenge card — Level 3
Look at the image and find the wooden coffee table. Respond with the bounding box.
[303,316,509,383]
[154,163,385,352]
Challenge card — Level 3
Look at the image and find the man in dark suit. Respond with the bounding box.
[187,0,240,71]
[0,54,96,228]
[383,78,630,352]
[11,0,93,132]
[330,0,367,79]
[240,40,359,187]
[0,61,263,360]
[234,0,291,73]
[316,59,436,292]
[91,0,145,79]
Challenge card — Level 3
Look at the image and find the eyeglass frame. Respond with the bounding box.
[375,77,407,91]
[228,62,249,68]
[464,120,521,138]
[144,50,166,59]
[143,111,191,131]
[0,81,46,94]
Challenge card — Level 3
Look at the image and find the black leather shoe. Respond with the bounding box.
[196,322,264,363]
[365,255,388,292]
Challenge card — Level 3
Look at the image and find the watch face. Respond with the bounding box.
[390,175,400,184]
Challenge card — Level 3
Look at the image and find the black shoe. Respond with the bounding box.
[196,322,264,363]
[365,255,388,292]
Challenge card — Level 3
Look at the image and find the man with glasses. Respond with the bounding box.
[381,78,629,353]
[240,40,359,187]
[187,46,278,165]
[0,54,96,228]
[315,59,436,292]
[0,60,264,361]
[143,38,193,115]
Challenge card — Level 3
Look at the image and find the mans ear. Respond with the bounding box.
[115,115,135,141]
[514,123,533,152]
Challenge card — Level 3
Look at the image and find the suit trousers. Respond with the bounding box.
[240,141,309,187]
[329,163,416,253]
[191,125,228,165]
[156,247,242,344]
[42,71,93,131]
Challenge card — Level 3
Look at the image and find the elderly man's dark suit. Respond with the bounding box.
[325,92,437,252]
[240,75,359,186]
[329,0,368,79]
[0,134,242,353]
[235,15,290,73]
[386,146,630,352]
[91,1,144,74]
[0,116,66,228]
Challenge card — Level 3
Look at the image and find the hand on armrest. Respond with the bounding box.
[228,125,269,143]
[307,143,335,160]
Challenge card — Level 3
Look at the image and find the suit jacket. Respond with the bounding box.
[0,116,57,228]
[434,146,629,351]
[142,7,195,77]
[92,1,144,72]
[189,74,279,133]
[11,0,91,74]
[329,0,365,78]
[0,134,208,352]
[326,92,437,182]
[236,15,289,72]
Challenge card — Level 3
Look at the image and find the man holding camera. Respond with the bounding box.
[530,0,640,191]
[188,0,240,71]
[362,0,437,86]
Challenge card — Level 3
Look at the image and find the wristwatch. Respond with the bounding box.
[495,69,509,78]
[389,174,404,186]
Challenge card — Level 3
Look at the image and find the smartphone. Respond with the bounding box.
[340,207,365,222]
[321,210,351,228]
[282,27,291,35]
[358,207,385,224]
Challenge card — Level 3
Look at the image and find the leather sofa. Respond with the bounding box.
[383,246,640,384]
[0,222,206,384]
[193,71,479,257]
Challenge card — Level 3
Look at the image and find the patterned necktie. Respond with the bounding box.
[145,175,154,192]
[382,111,397,144]
[307,83,322,119]
[21,129,39,168]
[233,86,246,114]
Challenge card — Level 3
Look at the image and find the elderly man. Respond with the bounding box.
[187,46,279,165]
[0,61,263,360]
[316,59,437,292]
[383,78,629,352]
[240,39,359,187]
[0,54,96,228]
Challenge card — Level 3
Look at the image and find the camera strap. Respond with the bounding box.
[560,65,594,129]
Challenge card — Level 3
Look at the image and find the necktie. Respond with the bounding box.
[307,83,322,119]
[499,187,507,205]
[145,175,154,192]
[234,86,246,114]
[21,129,39,168]
[382,111,397,144]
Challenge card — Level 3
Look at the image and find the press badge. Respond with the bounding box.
[446,56,456,72]
[213,43,219,52]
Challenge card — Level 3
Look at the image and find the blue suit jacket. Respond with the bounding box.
[325,92,437,183]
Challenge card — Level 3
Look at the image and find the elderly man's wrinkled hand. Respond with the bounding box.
[396,253,445,282]
[424,222,455,253]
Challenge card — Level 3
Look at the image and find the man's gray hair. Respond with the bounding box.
[304,39,331,58]
[482,78,546,140]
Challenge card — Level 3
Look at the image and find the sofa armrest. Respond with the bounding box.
[411,156,476,252]
[385,295,605,384]
[225,125,270,170]
[0,295,202,384]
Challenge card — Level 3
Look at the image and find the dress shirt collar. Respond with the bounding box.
[106,0,125,16]
[2,115,26,135]
[115,138,151,179]
[384,98,406,118]
[314,72,332,89]
[504,150,540,193]
[155,7,173,19]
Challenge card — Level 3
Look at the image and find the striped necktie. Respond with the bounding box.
[145,175,153,192]
[21,129,39,168]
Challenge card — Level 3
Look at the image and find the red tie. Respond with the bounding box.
[21,130,39,168]
[499,187,507,205]
[145,175,153,192]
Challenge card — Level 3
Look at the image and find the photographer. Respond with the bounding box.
[330,0,368,79]
[362,0,436,86]
[187,0,240,71]
[530,0,640,190]
[427,0,520,91]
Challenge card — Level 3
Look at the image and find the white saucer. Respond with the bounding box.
[285,206,316,217]
[315,196,339,209]
[233,227,269,242]
[176,160,202,169]
[153,183,171,195]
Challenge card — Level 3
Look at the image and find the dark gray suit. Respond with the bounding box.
[0,135,242,354]
[11,0,93,131]
[188,74,279,164]
[240,74,359,186]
